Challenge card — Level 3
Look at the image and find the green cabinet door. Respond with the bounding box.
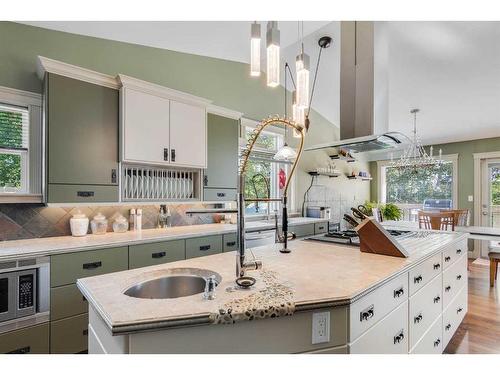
[47,73,119,202]
[204,114,239,194]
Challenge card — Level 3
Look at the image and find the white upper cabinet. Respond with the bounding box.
[118,75,209,168]
[170,101,207,168]
[122,87,170,164]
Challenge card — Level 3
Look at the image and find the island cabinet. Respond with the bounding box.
[203,113,239,202]
[45,73,119,203]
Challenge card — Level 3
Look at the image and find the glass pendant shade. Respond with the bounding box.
[266,21,280,87]
[295,48,310,108]
[292,91,305,138]
[250,23,261,77]
[274,144,297,161]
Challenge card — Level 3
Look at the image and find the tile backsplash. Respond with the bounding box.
[0,203,217,241]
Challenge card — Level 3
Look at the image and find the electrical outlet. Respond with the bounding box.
[312,311,330,344]
[468,195,474,202]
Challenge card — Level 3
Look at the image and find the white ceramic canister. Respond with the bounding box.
[112,214,129,233]
[70,210,89,237]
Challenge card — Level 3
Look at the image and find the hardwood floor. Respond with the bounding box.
[444,260,500,354]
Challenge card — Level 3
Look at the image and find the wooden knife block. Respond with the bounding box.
[355,218,409,258]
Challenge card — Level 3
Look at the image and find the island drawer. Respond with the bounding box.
[442,239,467,270]
[0,323,49,354]
[349,272,408,341]
[186,235,223,259]
[223,233,237,252]
[50,313,89,354]
[51,284,88,321]
[408,253,442,296]
[289,224,315,238]
[350,300,408,354]
[129,240,185,269]
[410,315,442,354]
[409,274,442,349]
[51,246,128,287]
[443,253,467,308]
[442,285,467,349]
[314,222,328,234]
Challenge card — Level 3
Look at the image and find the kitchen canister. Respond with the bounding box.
[90,212,108,235]
[70,210,89,237]
[112,214,129,233]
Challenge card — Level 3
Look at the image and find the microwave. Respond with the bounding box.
[0,269,37,323]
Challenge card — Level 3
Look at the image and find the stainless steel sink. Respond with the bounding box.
[124,268,222,299]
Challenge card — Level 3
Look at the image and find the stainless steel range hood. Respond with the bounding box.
[305,22,408,158]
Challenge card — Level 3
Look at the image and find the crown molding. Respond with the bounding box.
[0,85,41,107]
[117,74,212,107]
[207,104,243,120]
[36,56,120,89]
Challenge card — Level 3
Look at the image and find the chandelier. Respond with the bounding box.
[390,109,443,173]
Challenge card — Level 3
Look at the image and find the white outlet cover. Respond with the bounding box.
[468,195,474,202]
[312,311,330,344]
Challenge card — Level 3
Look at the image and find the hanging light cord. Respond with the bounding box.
[306,45,323,118]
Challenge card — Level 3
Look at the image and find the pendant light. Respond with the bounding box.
[273,144,298,161]
[292,90,305,138]
[266,21,280,87]
[250,22,261,77]
[295,23,310,108]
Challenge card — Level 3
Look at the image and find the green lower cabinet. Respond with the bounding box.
[0,323,49,354]
[186,235,223,259]
[50,313,89,354]
[289,224,315,238]
[51,284,88,321]
[223,233,238,252]
[129,240,185,269]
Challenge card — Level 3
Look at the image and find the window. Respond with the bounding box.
[377,154,458,211]
[241,123,289,215]
[0,104,29,193]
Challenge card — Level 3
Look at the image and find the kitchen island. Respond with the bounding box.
[78,230,469,354]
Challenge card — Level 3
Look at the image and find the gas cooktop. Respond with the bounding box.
[306,229,413,246]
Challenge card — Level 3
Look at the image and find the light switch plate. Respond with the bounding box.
[468,195,474,202]
[312,311,330,344]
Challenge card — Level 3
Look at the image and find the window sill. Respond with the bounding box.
[0,194,43,204]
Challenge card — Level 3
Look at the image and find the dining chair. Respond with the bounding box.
[441,209,469,227]
[489,251,499,287]
[418,211,455,231]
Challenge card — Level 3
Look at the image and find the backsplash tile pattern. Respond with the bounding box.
[0,203,217,241]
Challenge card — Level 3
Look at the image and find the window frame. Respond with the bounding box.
[376,153,459,210]
[0,148,28,194]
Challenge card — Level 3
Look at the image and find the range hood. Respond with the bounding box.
[305,22,408,158]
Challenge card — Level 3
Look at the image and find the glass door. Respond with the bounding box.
[480,159,500,256]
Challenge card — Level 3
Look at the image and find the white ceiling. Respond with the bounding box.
[21,21,500,145]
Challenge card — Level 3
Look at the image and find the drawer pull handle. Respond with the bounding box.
[433,263,441,270]
[456,274,462,280]
[434,338,441,347]
[318,226,325,230]
[414,313,423,324]
[199,245,211,251]
[7,346,31,354]
[457,307,463,314]
[216,192,226,198]
[393,287,404,298]
[83,261,102,270]
[360,305,374,322]
[152,251,166,259]
[226,241,236,247]
[164,148,169,161]
[456,249,462,255]
[83,329,88,336]
[445,285,451,292]
[445,256,451,262]
[445,323,452,331]
[77,191,94,197]
[414,275,423,284]
[433,296,441,304]
[393,330,405,344]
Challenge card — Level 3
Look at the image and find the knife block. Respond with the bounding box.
[355,218,409,258]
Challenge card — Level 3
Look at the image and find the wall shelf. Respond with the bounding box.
[308,171,341,178]
[329,154,356,163]
[347,175,373,181]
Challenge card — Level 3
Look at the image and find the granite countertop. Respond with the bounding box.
[77,230,468,335]
[0,217,327,261]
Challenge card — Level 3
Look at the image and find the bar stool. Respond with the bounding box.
[418,211,455,231]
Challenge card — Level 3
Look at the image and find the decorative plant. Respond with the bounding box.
[363,201,403,221]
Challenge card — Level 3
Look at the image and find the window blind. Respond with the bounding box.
[0,103,29,151]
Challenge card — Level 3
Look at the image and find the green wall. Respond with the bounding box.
[370,136,500,224]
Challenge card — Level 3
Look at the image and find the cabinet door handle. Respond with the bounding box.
[360,305,374,322]
[226,241,236,247]
[456,248,462,255]
[445,323,452,331]
[414,275,423,284]
[318,226,325,230]
[164,148,169,161]
[445,256,451,262]
[433,296,441,304]
[393,330,404,344]
[445,285,451,292]
[393,287,404,298]
[433,338,441,347]
[171,149,176,162]
[216,192,226,198]
[83,329,88,336]
[414,313,423,324]
[457,307,463,314]
[203,175,208,186]
[152,251,166,259]
[199,245,211,251]
[111,168,117,184]
[433,263,441,270]
[7,346,31,354]
[83,261,102,270]
[456,274,462,280]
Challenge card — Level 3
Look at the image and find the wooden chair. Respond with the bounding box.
[418,211,455,231]
[441,209,469,227]
[489,252,500,287]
